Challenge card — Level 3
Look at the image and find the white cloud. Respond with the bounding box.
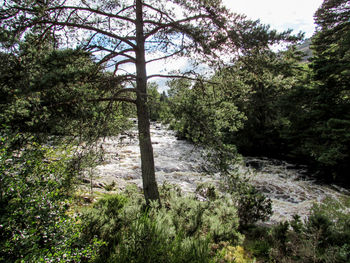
[146,55,190,76]
[222,0,324,37]
[149,0,324,90]
[146,55,201,92]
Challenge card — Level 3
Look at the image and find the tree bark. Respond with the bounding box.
[135,0,160,205]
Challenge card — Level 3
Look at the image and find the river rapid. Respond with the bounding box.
[91,122,349,224]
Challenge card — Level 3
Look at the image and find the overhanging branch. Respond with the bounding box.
[146,48,185,64]
[35,20,137,49]
[144,14,210,40]
[147,74,217,85]
[147,74,199,81]
[46,88,137,108]
[46,5,136,24]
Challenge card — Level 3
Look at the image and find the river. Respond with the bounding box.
[90,122,349,224]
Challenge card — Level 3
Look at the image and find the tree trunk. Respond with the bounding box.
[135,0,160,205]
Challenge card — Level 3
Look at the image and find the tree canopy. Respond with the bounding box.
[2,0,350,261]
[0,0,301,203]
[1,35,133,140]
[302,0,350,180]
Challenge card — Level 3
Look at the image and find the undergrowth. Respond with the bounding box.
[244,197,350,263]
[80,183,256,263]
[0,131,102,262]
[2,130,349,263]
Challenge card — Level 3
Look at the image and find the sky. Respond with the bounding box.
[222,0,324,38]
[148,0,325,91]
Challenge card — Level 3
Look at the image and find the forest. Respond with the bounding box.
[0,0,350,262]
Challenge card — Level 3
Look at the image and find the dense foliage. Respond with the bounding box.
[163,47,306,158]
[0,131,102,262]
[0,32,132,263]
[0,35,132,141]
[80,184,250,263]
[0,0,349,261]
[158,0,350,185]
[290,0,350,182]
[245,198,350,262]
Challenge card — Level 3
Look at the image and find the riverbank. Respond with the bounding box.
[84,122,350,223]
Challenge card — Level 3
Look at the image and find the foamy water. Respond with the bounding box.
[92,122,349,223]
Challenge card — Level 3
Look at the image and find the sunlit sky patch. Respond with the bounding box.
[222,0,324,38]
[144,0,324,91]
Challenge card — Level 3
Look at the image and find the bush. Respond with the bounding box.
[0,131,101,262]
[81,183,244,262]
[247,198,350,263]
[80,194,127,262]
[221,172,273,227]
[113,212,212,263]
[218,245,255,263]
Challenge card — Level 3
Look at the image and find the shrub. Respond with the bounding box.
[81,183,244,262]
[219,245,255,263]
[113,212,212,263]
[80,194,127,262]
[221,172,273,227]
[0,131,101,262]
[249,197,350,263]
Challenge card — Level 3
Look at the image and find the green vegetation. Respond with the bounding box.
[76,179,272,262]
[162,46,306,160]
[0,0,349,261]
[79,184,259,263]
[0,0,301,204]
[0,131,103,262]
[245,198,350,262]
[0,34,132,142]
[156,0,350,185]
[290,0,350,182]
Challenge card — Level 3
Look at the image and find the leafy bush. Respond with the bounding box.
[221,172,273,227]
[80,194,127,262]
[81,183,244,262]
[0,131,101,262]
[113,212,212,263]
[218,245,255,263]
[246,198,350,263]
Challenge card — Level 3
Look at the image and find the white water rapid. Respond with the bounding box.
[90,122,349,224]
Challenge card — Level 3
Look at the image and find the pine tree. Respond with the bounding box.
[300,0,350,181]
[0,0,299,203]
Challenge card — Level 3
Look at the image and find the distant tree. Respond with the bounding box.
[166,46,307,162]
[147,82,161,121]
[312,0,350,105]
[225,47,306,156]
[0,0,300,204]
[288,0,350,181]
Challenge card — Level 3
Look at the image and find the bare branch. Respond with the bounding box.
[113,58,135,69]
[146,48,185,64]
[147,74,199,81]
[46,5,136,24]
[142,3,176,23]
[80,32,99,50]
[116,4,136,16]
[147,74,217,85]
[96,48,136,65]
[36,19,137,48]
[144,14,210,39]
